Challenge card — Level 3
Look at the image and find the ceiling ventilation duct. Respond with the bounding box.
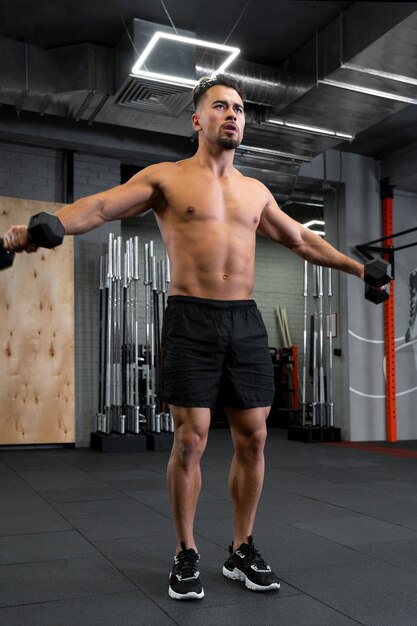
[114,4,417,136]
[0,37,113,121]
[116,19,199,117]
[0,5,416,200]
[115,18,284,114]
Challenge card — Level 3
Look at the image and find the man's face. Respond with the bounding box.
[192,84,245,150]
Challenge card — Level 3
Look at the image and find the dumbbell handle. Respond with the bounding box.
[0,236,14,253]
[1,222,32,248]
[0,236,15,255]
[365,282,390,304]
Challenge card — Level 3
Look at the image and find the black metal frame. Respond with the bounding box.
[356,226,417,280]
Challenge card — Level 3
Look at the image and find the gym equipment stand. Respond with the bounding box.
[288,263,341,443]
[91,234,173,452]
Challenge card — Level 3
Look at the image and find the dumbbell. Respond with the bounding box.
[364,258,391,304]
[0,212,65,271]
[0,238,14,270]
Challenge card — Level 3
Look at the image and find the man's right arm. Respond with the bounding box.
[3,163,165,252]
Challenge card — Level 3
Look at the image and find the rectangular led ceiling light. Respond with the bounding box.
[319,78,417,105]
[267,118,354,140]
[131,31,240,87]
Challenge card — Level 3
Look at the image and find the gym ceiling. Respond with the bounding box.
[1,1,417,204]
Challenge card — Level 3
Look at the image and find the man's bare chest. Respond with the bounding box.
[160,175,264,227]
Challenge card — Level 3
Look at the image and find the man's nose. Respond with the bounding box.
[226,108,237,119]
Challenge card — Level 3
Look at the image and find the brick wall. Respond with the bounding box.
[0,143,62,202]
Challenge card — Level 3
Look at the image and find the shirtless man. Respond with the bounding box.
[3,74,364,601]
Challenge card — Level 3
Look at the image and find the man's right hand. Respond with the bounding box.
[2,225,38,253]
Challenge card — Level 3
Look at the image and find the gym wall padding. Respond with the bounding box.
[0,197,75,445]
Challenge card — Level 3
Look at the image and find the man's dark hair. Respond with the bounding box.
[192,74,245,110]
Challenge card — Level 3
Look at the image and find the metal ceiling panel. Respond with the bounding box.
[1,2,417,196]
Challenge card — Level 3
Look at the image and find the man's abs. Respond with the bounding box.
[162,223,257,300]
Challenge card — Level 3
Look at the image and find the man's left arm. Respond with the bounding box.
[257,190,364,280]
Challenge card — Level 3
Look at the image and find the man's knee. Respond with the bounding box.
[170,407,210,467]
[227,406,269,457]
[233,423,267,458]
[173,427,207,464]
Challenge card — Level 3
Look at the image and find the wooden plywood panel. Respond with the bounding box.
[0,197,75,444]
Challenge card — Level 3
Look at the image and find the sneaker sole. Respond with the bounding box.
[168,586,204,600]
[222,566,280,592]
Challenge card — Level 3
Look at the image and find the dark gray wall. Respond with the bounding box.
[0,141,305,446]
[2,140,415,444]
[301,151,417,440]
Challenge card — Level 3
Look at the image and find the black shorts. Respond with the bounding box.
[161,296,275,409]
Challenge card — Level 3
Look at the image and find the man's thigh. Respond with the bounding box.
[161,300,225,408]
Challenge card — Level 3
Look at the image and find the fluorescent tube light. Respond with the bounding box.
[319,78,417,105]
[341,63,417,86]
[267,118,353,140]
[238,144,312,162]
[303,220,325,228]
[303,221,325,237]
[287,201,323,208]
[131,31,240,87]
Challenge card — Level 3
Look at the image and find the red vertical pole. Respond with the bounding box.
[381,179,396,442]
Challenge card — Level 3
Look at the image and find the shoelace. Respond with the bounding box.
[230,537,269,569]
[175,548,199,579]
[246,542,269,569]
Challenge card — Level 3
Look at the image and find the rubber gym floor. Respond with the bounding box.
[1,429,417,625]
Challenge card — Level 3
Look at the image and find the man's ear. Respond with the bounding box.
[191,112,202,132]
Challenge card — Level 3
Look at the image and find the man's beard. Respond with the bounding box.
[217,134,241,150]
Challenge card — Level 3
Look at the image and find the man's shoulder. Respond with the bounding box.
[235,169,270,194]
[144,159,191,179]
[145,160,179,175]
